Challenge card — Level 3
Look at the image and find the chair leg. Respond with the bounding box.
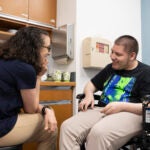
[80,143,86,150]
[130,144,138,150]
[119,147,130,150]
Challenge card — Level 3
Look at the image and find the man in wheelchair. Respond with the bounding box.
[59,35,150,150]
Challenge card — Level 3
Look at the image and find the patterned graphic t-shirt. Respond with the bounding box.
[91,63,150,104]
[101,75,136,104]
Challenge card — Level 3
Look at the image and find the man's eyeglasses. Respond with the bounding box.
[42,45,52,52]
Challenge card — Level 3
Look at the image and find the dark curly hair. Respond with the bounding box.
[0,26,50,74]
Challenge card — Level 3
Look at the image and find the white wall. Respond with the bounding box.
[75,0,141,113]
[57,0,76,27]
[52,0,141,114]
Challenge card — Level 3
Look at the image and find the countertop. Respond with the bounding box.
[40,81,76,87]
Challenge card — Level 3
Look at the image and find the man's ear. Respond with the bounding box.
[130,51,137,60]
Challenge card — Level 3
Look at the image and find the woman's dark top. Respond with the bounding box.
[0,59,36,137]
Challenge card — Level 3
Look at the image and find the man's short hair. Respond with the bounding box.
[114,35,139,55]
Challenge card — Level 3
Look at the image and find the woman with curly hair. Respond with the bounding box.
[0,26,57,150]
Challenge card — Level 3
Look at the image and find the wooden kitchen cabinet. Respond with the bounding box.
[0,0,56,27]
[29,0,56,27]
[23,81,75,150]
[0,0,28,20]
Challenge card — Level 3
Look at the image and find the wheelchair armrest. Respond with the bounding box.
[76,93,85,99]
[76,93,106,107]
[76,93,85,103]
[76,93,101,100]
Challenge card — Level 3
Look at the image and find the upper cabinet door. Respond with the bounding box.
[0,0,28,19]
[28,0,56,27]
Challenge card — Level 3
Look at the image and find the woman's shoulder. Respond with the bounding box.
[10,59,36,77]
[15,60,34,69]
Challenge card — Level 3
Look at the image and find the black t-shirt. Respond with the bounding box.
[91,62,150,104]
[0,59,36,137]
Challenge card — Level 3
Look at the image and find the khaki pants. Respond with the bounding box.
[0,113,57,150]
[59,107,142,150]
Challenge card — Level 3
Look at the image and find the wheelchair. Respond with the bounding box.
[77,94,150,150]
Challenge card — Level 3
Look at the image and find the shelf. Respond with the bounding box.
[0,30,14,40]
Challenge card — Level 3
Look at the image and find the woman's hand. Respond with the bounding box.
[44,108,58,132]
[38,64,48,77]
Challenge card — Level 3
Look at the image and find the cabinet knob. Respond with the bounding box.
[0,6,3,11]
[21,13,28,18]
[50,19,55,23]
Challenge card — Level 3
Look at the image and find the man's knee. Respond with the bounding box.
[87,124,122,150]
[60,119,72,134]
[87,124,110,142]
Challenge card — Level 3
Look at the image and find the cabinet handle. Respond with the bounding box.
[0,6,3,11]
[21,13,28,18]
[50,19,55,23]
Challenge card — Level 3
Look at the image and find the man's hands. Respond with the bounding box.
[78,91,142,116]
[102,102,142,115]
[78,95,95,111]
[44,108,58,133]
[79,96,125,114]
[101,102,125,115]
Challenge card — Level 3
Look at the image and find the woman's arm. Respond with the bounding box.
[20,76,41,113]
[21,76,57,132]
